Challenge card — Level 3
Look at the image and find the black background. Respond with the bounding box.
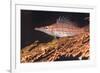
[21,10,89,48]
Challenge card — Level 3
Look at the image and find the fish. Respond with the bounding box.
[34,16,89,37]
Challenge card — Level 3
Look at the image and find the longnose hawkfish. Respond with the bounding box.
[34,16,89,38]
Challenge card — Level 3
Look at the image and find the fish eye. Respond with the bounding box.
[45,26,48,29]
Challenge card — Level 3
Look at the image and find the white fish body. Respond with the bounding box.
[34,16,88,37]
[35,27,75,37]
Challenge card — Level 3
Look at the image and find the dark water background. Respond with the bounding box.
[21,10,89,48]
